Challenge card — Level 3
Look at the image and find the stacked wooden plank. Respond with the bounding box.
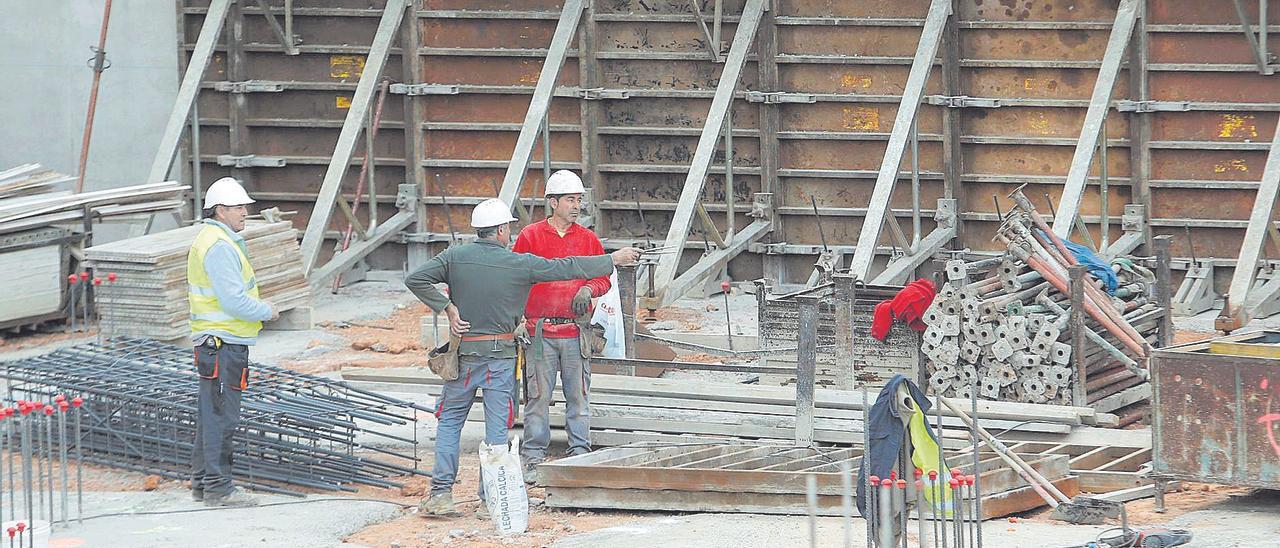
[0,164,187,234]
[341,367,1118,448]
[84,221,309,340]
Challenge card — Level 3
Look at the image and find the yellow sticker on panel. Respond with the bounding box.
[330,55,366,79]
[1218,114,1258,140]
[842,107,880,131]
[336,96,352,109]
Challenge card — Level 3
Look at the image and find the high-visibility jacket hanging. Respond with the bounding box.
[187,224,262,339]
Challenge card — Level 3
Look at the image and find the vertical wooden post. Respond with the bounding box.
[756,0,785,285]
[941,0,964,244]
[795,294,819,447]
[1069,264,1088,406]
[1154,235,1173,348]
[617,264,638,359]
[834,274,855,390]
[402,2,429,269]
[227,1,250,190]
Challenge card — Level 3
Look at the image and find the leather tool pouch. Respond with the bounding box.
[427,333,461,381]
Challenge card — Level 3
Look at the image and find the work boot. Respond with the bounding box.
[475,502,490,520]
[204,488,258,508]
[419,492,460,517]
[191,488,204,502]
[523,461,540,485]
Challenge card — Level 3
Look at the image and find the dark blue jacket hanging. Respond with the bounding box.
[854,374,938,516]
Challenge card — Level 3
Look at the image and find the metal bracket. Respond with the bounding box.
[934,198,957,229]
[1173,259,1218,316]
[1122,204,1145,232]
[744,91,816,104]
[577,87,630,100]
[924,95,1002,109]
[388,83,460,96]
[215,154,285,168]
[396,183,419,212]
[1114,100,1191,113]
[750,192,773,220]
[761,242,787,255]
[213,80,286,93]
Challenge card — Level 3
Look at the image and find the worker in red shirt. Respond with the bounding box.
[513,170,610,482]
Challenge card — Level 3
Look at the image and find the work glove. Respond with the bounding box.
[571,286,593,318]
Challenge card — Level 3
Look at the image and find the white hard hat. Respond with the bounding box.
[544,170,585,196]
[203,177,255,209]
[471,198,519,228]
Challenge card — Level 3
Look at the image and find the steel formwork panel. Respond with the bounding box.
[175,0,1280,282]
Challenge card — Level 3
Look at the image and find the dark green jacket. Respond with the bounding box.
[404,238,614,358]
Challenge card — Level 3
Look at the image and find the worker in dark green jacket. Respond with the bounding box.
[406,198,640,517]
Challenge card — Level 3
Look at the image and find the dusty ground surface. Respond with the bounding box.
[2,275,1279,546]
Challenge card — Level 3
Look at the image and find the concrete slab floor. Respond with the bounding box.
[28,490,402,548]
[553,489,1280,548]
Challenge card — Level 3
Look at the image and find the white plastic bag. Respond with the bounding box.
[478,437,529,535]
[590,270,626,358]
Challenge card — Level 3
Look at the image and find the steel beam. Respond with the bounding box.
[496,0,587,210]
[1218,122,1280,331]
[299,0,408,275]
[659,218,772,304]
[147,0,232,183]
[650,0,767,301]
[310,209,415,291]
[253,0,299,55]
[402,2,428,269]
[847,0,951,280]
[1050,0,1140,237]
[755,0,784,286]
[1233,0,1276,75]
[1127,0,1153,253]
[871,224,956,286]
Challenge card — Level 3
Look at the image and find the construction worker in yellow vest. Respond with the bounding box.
[187,176,278,508]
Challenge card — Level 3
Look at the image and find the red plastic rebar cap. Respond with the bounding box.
[5,528,12,537]
[896,479,907,489]
[889,471,897,481]
[914,468,923,478]
[928,470,938,480]
[17,522,26,532]
[58,402,69,411]
[948,478,960,488]
[92,277,101,286]
[54,395,65,403]
[107,273,117,282]
[43,405,53,415]
[18,405,30,415]
[720,281,730,291]
[965,477,974,486]
[880,479,891,487]
[79,272,89,281]
[869,475,879,483]
[67,275,78,284]
[950,468,962,476]
[72,397,83,407]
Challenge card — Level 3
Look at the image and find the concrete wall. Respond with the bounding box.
[0,1,178,192]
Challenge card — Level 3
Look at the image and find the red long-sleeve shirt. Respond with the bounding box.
[513,219,611,338]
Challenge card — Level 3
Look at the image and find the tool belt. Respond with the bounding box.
[427,333,461,381]
[460,333,515,342]
[540,317,577,325]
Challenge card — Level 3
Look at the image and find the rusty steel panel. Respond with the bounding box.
[781,140,943,172]
[780,103,943,134]
[1148,0,1279,25]
[427,130,581,161]
[1149,33,1273,65]
[1152,112,1278,142]
[963,29,1109,61]
[1151,72,1280,103]
[779,0,926,18]
[781,65,940,95]
[422,19,559,49]
[962,107,1128,138]
[965,143,1130,177]
[598,22,723,53]
[429,167,545,197]
[780,177,945,209]
[602,134,760,166]
[604,97,758,128]
[423,57,572,85]
[600,173,758,201]
[602,59,753,90]
[184,14,382,47]
[425,0,562,10]
[965,181,1129,214]
[778,26,923,57]
[198,89,409,122]
[1150,149,1271,181]
[423,95,579,124]
[1149,188,1255,221]
[1153,337,1280,490]
[958,0,1119,21]
[596,0,749,15]
[964,67,1129,100]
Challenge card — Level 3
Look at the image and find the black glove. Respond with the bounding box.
[572,286,593,318]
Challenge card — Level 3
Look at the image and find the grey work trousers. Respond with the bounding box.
[520,336,591,464]
[191,339,249,495]
[430,355,516,495]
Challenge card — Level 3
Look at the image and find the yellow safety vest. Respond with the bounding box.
[187,223,262,338]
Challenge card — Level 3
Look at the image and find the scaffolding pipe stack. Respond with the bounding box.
[920,191,1161,410]
[0,338,430,496]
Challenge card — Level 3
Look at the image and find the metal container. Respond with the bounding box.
[1151,330,1280,490]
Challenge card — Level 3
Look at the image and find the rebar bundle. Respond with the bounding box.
[920,190,1159,408]
[1,337,430,497]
